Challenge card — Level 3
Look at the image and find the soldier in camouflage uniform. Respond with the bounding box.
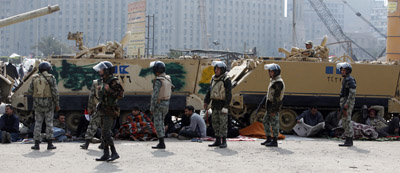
[204,61,232,148]
[302,40,315,57]
[262,63,285,147]
[80,78,103,149]
[93,61,124,161]
[337,62,356,147]
[150,61,173,149]
[28,61,60,150]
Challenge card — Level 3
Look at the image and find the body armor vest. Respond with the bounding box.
[340,75,356,98]
[156,74,172,100]
[210,73,229,100]
[32,72,53,98]
[266,75,285,103]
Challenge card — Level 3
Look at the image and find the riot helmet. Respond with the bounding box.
[264,63,281,77]
[93,61,115,75]
[38,61,52,73]
[212,61,227,75]
[304,40,313,46]
[150,61,166,75]
[336,62,352,74]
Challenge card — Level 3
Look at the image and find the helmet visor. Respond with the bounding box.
[93,62,109,72]
[336,62,352,70]
[212,61,226,68]
[149,61,157,67]
[264,63,280,71]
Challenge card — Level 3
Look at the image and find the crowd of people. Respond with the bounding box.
[293,105,399,139]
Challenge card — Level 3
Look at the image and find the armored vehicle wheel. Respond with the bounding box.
[279,109,297,133]
[119,111,131,125]
[249,109,266,125]
[66,111,82,132]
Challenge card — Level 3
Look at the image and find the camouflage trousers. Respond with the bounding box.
[153,102,169,138]
[99,110,115,147]
[340,98,354,138]
[263,112,280,138]
[212,109,228,137]
[33,111,54,141]
[85,112,101,140]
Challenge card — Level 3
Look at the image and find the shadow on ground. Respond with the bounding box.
[212,147,239,156]
[23,150,55,158]
[94,161,123,172]
[151,149,174,157]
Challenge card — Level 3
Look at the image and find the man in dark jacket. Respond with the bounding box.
[0,105,20,143]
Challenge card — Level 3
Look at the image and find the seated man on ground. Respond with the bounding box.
[53,113,71,142]
[366,105,399,137]
[324,109,340,137]
[118,106,157,141]
[178,105,207,140]
[0,105,20,143]
[293,106,324,137]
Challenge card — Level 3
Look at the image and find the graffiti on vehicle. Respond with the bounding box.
[139,62,186,91]
[51,60,98,91]
[198,66,213,94]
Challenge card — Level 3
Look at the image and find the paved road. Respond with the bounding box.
[0,137,399,172]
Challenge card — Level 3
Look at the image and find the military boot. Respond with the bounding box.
[98,142,104,149]
[208,137,221,147]
[80,139,91,149]
[31,140,40,150]
[107,145,120,162]
[47,139,57,150]
[261,136,272,145]
[152,137,166,149]
[339,137,353,147]
[266,137,278,147]
[219,137,227,148]
[96,146,110,161]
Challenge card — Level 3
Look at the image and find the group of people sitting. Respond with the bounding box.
[5,103,397,144]
[293,105,399,139]
[73,105,210,144]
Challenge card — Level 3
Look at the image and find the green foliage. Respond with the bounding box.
[31,36,73,56]
[139,62,186,91]
[51,60,98,91]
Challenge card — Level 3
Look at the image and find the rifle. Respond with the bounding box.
[255,95,267,115]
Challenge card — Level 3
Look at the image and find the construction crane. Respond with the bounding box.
[198,0,208,49]
[342,0,387,58]
[307,0,377,60]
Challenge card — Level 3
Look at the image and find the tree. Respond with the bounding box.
[31,36,73,56]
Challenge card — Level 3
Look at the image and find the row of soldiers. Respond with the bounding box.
[25,59,356,162]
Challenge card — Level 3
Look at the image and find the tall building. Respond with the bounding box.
[0,0,130,56]
[141,0,290,57]
[2,0,295,57]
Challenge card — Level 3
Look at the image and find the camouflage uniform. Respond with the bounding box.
[150,73,172,138]
[85,79,102,140]
[27,71,59,141]
[204,73,232,137]
[98,76,122,147]
[263,75,285,138]
[340,75,356,138]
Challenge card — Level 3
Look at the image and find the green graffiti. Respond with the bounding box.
[51,60,99,91]
[139,62,186,91]
[198,83,210,95]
